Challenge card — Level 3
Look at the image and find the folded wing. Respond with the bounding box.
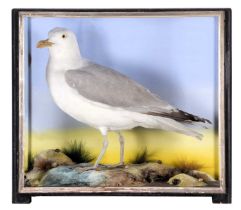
[65,61,210,124]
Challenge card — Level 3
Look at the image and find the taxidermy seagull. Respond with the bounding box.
[37,27,211,169]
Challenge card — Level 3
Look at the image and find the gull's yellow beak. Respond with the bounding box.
[37,39,54,48]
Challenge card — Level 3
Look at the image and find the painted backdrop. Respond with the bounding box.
[24,16,219,177]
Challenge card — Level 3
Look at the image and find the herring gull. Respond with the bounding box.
[37,27,210,169]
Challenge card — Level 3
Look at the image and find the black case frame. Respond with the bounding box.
[12,8,232,204]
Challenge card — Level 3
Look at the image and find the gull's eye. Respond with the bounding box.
[62,34,66,39]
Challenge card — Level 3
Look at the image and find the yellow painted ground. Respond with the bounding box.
[24,128,219,178]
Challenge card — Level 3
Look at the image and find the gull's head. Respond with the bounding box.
[37,27,81,60]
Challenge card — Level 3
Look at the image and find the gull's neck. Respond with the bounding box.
[48,47,85,71]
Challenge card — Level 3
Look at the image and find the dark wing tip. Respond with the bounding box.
[146,109,212,124]
[204,118,212,124]
[175,109,212,124]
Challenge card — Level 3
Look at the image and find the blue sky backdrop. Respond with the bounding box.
[24,16,219,132]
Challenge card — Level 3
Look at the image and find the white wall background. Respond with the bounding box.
[0,0,239,209]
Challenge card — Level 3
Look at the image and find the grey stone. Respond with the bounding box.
[40,166,106,187]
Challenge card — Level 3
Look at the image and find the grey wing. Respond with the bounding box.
[65,62,174,111]
[65,62,211,124]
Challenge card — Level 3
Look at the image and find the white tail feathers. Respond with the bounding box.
[141,115,204,140]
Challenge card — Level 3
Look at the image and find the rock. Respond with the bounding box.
[188,170,219,187]
[188,170,216,182]
[168,173,207,187]
[71,162,93,168]
[39,162,175,187]
[33,149,74,170]
[39,166,106,187]
[125,162,175,183]
[104,170,142,187]
[26,158,216,187]
[25,149,75,186]
[25,168,46,187]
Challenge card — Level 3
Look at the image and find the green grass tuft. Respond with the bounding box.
[26,153,34,172]
[130,147,156,164]
[62,140,95,163]
[172,158,204,173]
